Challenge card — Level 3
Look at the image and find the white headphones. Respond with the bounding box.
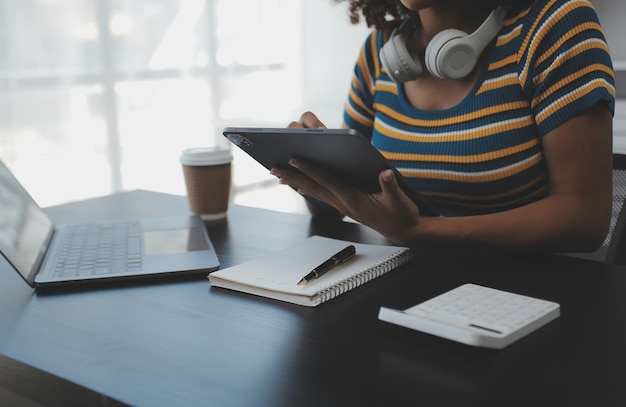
[380,5,509,82]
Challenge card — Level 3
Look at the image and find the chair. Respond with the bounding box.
[563,153,626,264]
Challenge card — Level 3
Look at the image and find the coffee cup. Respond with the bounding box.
[180,146,233,220]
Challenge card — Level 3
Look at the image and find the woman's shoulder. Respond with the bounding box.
[355,21,398,66]
[364,21,397,49]
[514,0,603,27]
[510,0,607,56]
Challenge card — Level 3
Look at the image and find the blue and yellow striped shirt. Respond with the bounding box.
[343,0,615,216]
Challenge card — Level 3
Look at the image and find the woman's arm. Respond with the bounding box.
[413,104,613,253]
[274,105,613,253]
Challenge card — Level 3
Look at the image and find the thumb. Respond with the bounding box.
[379,169,400,196]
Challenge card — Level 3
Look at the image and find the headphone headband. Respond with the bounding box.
[380,4,510,82]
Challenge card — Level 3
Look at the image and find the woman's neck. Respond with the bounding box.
[417,4,495,43]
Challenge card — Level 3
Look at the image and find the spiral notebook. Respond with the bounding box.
[208,236,411,307]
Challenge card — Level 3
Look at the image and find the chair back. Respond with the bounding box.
[565,153,626,263]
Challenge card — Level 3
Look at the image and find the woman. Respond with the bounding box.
[271,0,615,253]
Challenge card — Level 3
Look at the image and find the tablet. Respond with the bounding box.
[223,127,439,217]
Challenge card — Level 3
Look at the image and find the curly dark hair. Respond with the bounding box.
[333,0,525,28]
[335,0,410,27]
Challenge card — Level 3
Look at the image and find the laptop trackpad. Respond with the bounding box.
[143,227,210,255]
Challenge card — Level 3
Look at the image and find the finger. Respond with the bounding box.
[379,169,411,207]
[288,111,327,129]
[379,169,420,217]
[271,166,317,193]
[287,158,357,214]
[379,169,399,196]
[273,166,335,206]
[288,158,337,190]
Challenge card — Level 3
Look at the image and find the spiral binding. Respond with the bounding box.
[317,249,412,304]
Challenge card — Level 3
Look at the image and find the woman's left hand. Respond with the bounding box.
[270,158,421,244]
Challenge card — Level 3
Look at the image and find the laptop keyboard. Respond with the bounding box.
[52,222,142,277]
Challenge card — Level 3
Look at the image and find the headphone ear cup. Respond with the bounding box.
[425,29,476,80]
[425,5,508,80]
[380,31,423,83]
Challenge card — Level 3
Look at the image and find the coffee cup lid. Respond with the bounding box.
[180,146,233,166]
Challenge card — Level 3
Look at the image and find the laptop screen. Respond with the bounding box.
[0,161,54,284]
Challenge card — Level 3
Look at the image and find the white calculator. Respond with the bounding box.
[378,283,560,349]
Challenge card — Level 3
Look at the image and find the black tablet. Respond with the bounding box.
[223,127,439,217]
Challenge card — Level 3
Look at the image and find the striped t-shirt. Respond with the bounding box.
[343,0,615,216]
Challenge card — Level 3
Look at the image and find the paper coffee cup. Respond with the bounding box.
[180,146,233,220]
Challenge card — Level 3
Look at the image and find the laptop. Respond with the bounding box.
[0,159,220,288]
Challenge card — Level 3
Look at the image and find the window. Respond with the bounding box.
[0,0,368,211]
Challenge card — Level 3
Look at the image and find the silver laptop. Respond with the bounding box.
[0,159,220,288]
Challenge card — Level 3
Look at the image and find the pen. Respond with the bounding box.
[297,245,356,286]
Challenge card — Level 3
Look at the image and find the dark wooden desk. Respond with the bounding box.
[1,190,625,406]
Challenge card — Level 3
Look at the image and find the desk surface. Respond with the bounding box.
[1,190,625,407]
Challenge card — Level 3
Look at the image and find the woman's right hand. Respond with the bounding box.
[285,111,342,219]
[288,111,327,129]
